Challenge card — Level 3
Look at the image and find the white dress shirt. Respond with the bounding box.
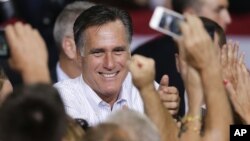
[54,73,145,126]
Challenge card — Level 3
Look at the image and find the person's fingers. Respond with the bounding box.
[160,93,179,102]
[167,86,179,94]
[190,15,207,41]
[240,63,249,84]
[227,40,234,66]
[167,109,178,115]
[235,63,244,84]
[180,14,192,45]
[129,54,154,78]
[22,23,32,35]
[238,52,245,65]
[224,80,236,100]
[220,44,227,67]
[14,22,25,39]
[5,24,18,52]
[182,14,194,51]
[25,24,34,43]
[159,74,169,87]
[159,86,179,100]
[233,42,239,65]
[163,102,179,110]
[33,29,46,48]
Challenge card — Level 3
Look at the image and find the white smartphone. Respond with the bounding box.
[149,6,184,38]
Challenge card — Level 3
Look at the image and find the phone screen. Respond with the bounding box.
[0,30,9,59]
[150,7,184,38]
[159,12,182,36]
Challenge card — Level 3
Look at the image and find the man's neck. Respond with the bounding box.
[95,88,122,109]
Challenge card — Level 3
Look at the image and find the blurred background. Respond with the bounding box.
[1,0,250,69]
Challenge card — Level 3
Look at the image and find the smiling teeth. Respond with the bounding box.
[102,73,116,78]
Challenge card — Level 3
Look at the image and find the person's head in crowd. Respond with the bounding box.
[62,116,86,141]
[0,84,67,141]
[175,17,226,76]
[172,0,231,30]
[73,5,132,105]
[83,123,132,141]
[53,1,95,80]
[0,67,13,104]
[106,109,161,141]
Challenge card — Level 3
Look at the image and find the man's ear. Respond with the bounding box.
[175,53,180,73]
[62,36,77,59]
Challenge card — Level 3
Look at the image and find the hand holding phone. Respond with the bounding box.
[149,6,184,39]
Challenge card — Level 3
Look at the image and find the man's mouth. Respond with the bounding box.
[99,72,119,78]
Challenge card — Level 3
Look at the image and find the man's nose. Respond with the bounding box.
[103,53,115,70]
[221,10,232,29]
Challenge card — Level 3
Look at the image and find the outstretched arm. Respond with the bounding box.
[176,14,233,141]
[128,54,179,141]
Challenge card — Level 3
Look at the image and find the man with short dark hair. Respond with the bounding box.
[55,5,180,126]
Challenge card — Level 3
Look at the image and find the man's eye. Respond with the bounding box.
[91,51,104,57]
[114,48,126,55]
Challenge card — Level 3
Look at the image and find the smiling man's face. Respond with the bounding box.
[80,20,130,101]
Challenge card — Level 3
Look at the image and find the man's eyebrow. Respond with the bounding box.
[89,48,105,53]
[113,46,127,50]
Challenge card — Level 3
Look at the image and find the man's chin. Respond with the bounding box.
[99,86,121,95]
[103,88,119,95]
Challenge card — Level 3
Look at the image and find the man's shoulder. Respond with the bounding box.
[53,76,81,90]
[53,76,87,104]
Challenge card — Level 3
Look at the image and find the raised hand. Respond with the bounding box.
[158,75,180,116]
[221,41,239,88]
[128,54,155,90]
[5,22,50,84]
[225,53,250,124]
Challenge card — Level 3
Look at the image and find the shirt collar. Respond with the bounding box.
[56,62,70,82]
[79,75,103,105]
[118,73,132,103]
